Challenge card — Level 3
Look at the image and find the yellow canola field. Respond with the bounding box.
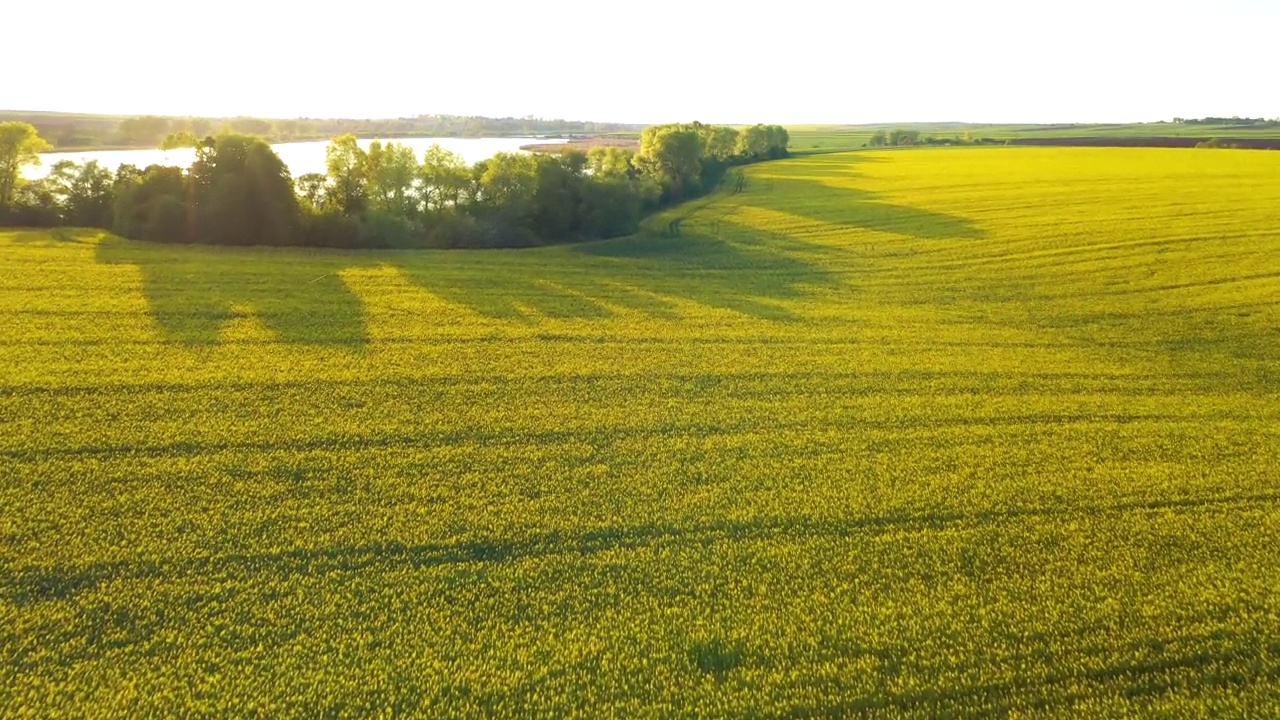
[2,147,1279,717]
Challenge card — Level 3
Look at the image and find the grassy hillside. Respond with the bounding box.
[3,147,1280,717]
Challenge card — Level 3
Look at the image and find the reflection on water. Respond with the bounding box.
[25,136,567,179]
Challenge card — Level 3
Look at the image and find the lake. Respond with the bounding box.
[25,136,567,179]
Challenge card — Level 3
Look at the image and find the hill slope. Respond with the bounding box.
[3,147,1280,716]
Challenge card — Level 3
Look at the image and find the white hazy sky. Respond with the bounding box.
[6,0,1278,124]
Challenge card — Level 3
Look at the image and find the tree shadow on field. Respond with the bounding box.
[96,236,369,346]
[7,227,100,245]
[397,227,844,323]
[95,221,844,343]
[744,152,986,241]
[91,149,986,341]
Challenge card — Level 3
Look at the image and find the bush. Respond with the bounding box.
[300,208,362,248]
[112,165,185,241]
[475,218,541,249]
[579,179,642,239]
[1196,138,1224,149]
[144,195,188,243]
[359,209,418,248]
[422,212,490,249]
[0,202,62,227]
[888,129,921,147]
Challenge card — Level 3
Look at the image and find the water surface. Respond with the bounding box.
[26,136,566,179]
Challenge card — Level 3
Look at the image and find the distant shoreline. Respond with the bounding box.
[521,136,641,154]
[42,133,584,155]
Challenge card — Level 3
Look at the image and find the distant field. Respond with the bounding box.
[786,122,1280,150]
[995,122,1280,138]
[786,126,880,150]
[4,147,1280,716]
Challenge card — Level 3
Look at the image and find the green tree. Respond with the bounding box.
[700,125,740,161]
[465,152,542,246]
[112,165,187,242]
[10,175,61,225]
[765,125,790,158]
[189,134,300,246]
[869,130,888,147]
[366,141,421,217]
[419,145,472,213]
[531,152,587,239]
[735,124,773,159]
[586,147,636,180]
[635,125,703,201]
[579,176,643,238]
[325,134,368,214]
[889,129,920,146]
[160,131,200,150]
[43,160,115,227]
[477,152,540,224]
[295,173,329,209]
[0,122,52,207]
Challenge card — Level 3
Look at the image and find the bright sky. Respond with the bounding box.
[7,0,1278,124]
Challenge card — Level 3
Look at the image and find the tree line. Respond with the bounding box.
[867,129,1005,148]
[1170,116,1280,127]
[0,121,788,249]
